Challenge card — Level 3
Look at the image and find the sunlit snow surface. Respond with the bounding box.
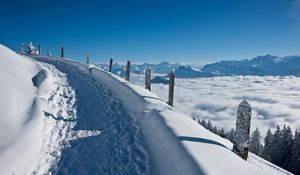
[132,74,300,135]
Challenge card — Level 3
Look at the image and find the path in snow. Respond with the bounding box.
[39,60,150,175]
[32,63,77,174]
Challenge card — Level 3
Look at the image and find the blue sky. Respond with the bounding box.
[1,0,300,63]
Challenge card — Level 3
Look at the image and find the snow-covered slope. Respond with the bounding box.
[0,44,45,174]
[0,45,99,174]
[31,54,292,175]
[0,44,291,174]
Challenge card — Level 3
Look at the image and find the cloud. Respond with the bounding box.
[132,75,300,137]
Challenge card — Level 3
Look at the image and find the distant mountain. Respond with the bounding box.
[201,55,300,76]
[96,55,300,78]
[151,76,169,84]
[95,61,181,76]
[172,66,215,78]
[171,55,300,78]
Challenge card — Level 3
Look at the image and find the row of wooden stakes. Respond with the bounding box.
[61,42,176,107]
[106,58,175,107]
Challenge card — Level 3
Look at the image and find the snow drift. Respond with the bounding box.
[0,44,47,174]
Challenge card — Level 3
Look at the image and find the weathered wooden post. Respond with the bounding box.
[125,60,131,81]
[20,43,24,53]
[47,50,52,56]
[109,58,113,72]
[38,45,41,55]
[233,100,252,160]
[86,52,90,66]
[145,67,151,91]
[61,46,64,58]
[168,70,175,106]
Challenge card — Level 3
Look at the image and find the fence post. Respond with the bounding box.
[20,43,24,53]
[126,60,131,81]
[145,67,151,91]
[109,58,113,72]
[38,45,41,55]
[233,100,252,160]
[168,70,175,106]
[86,52,90,66]
[61,46,64,58]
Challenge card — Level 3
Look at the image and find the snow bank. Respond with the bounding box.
[0,45,84,174]
[32,55,292,175]
[0,44,46,174]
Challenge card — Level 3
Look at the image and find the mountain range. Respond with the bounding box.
[96,55,300,79]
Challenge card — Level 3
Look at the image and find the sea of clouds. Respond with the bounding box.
[132,75,300,136]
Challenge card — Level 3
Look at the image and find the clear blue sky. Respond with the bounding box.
[1,0,300,63]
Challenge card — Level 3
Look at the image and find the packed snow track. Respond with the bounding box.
[37,59,150,174]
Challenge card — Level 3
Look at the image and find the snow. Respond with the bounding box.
[0,44,292,174]
[0,44,43,174]
[0,45,99,174]
[31,55,292,175]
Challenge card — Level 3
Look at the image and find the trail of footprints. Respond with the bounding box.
[32,64,100,174]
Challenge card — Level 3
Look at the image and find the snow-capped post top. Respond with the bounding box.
[233,100,252,160]
[168,70,175,106]
[145,67,151,91]
[126,60,131,81]
[27,42,39,55]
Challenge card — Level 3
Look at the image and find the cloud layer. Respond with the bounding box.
[133,75,300,136]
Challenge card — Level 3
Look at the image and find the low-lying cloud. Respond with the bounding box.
[132,75,300,136]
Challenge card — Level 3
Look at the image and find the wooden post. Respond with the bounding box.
[168,70,175,106]
[86,52,90,66]
[233,100,252,160]
[109,58,113,72]
[38,45,41,55]
[61,46,64,58]
[145,67,151,91]
[20,43,24,53]
[125,60,131,81]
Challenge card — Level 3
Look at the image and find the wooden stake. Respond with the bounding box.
[109,58,113,72]
[168,70,175,106]
[126,61,131,81]
[20,43,24,53]
[61,46,64,58]
[145,67,151,91]
[38,45,41,55]
[86,52,90,66]
[233,100,252,160]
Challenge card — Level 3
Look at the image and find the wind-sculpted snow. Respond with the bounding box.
[37,60,149,175]
[131,75,300,136]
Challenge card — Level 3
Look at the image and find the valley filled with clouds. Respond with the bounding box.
[133,75,300,136]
